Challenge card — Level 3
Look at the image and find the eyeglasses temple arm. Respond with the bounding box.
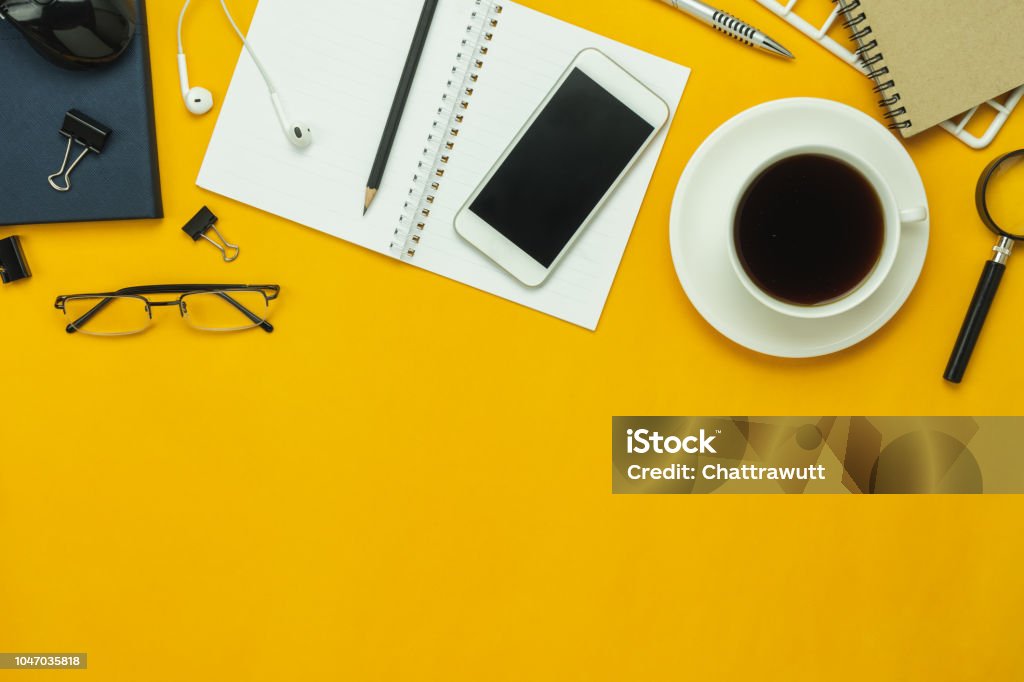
[64,296,119,334]
[214,291,274,333]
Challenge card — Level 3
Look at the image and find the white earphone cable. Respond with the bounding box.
[177,0,190,54]
[177,0,278,94]
[219,0,278,94]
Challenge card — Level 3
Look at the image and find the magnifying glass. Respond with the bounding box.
[944,149,1024,383]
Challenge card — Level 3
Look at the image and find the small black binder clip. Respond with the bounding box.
[47,109,112,193]
[0,236,32,284]
[183,206,240,263]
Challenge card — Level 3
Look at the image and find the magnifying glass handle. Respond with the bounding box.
[944,259,1007,383]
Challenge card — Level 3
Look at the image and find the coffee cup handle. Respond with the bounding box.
[900,207,928,224]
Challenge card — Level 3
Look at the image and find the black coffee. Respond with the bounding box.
[734,154,885,306]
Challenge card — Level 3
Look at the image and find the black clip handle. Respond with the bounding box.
[61,109,112,154]
[47,109,113,192]
[182,206,240,263]
[0,236,32,284]
[183,206,219,241]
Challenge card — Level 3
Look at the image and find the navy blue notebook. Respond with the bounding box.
[0,0,162,227]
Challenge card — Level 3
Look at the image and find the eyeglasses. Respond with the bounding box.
[54,284,280,336]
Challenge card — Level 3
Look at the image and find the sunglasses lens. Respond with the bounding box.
[6,0,136,67]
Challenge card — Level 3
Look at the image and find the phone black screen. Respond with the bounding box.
[468,68,655,268]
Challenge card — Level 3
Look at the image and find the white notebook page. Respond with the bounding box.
[198,0,477,252]
[197,0,690,330]
[411,2,690,328]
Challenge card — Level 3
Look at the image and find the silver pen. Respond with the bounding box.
[658,0,794,59]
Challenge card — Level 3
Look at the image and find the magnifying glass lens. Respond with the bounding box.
[984,155,1024,235]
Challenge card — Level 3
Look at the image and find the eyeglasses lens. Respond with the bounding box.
[63,295,150,336]
[181,290,269,332]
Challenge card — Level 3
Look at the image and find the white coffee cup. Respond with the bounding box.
[726,145,928,319]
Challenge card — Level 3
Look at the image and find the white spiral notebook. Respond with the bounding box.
[197,0,690,330]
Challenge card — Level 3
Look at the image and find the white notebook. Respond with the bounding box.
[197,0,690,330]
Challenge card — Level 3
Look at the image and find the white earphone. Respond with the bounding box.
[177,0,312,148]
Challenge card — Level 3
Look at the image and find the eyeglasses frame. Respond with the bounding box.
[54,284,281,335]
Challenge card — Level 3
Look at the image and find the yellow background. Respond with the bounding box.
[2,0,1023,679]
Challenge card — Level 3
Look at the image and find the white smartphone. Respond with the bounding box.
[454,48,670,287]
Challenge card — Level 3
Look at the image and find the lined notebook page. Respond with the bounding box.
[198,0,479,250]
[198,0,690,330]
[411,2,690,328]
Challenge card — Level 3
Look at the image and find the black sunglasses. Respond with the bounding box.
[0,0,136,69]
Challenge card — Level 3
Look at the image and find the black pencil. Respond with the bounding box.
[364,0,440,215]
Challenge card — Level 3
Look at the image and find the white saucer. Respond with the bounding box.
[669,98,929,358]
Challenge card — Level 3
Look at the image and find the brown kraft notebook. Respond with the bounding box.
[838,0,1024,137]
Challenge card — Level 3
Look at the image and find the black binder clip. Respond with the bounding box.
[183,206,240,263]
[0,236,32,284]
[47,109,112,193]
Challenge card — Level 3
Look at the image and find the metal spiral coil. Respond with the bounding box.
[390,0,502,259]
[834,0,912,130]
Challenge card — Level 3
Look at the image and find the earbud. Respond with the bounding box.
[272,93,313,148]
[178,53,214,115]
[284,122,313,148]
[178,0,312,147]
[185,87,214,115]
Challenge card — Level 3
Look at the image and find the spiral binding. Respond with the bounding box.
[833,0,911,131]
[389,0,503,260]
